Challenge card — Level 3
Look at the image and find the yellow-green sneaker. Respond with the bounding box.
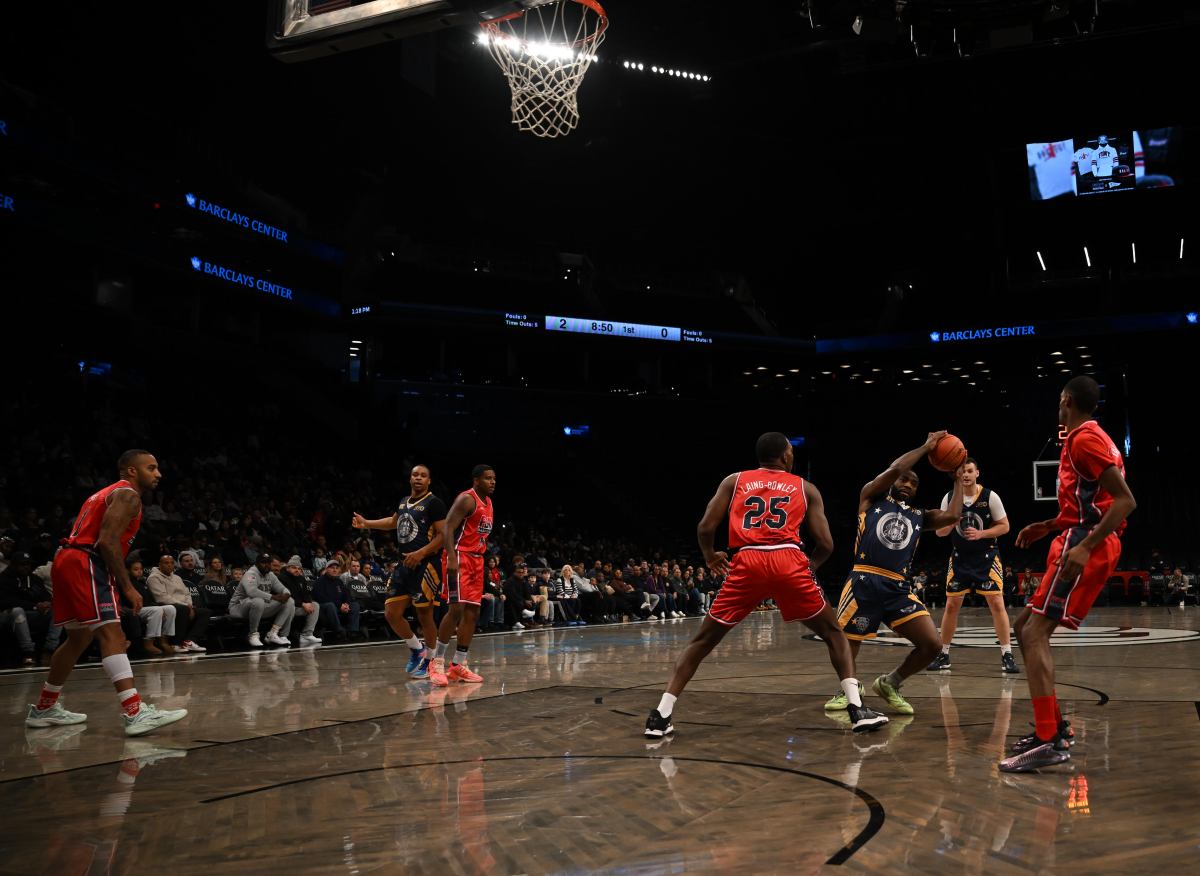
[824,692,848,711]
[872,675,914,715]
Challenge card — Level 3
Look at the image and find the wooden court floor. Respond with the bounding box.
[1,606,1198,874]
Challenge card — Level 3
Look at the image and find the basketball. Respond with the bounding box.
[929,433,967,471]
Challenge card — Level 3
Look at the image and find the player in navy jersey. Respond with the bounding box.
[353,464,447,678]
[826,432,964,717]
[927,458,1018,674]
[646,432,888,737]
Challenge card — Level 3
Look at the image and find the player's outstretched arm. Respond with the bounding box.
[858,431,947,512]
[351,511,399,531]
[801,481,834,571]
[925,474,964,530]
[697,474,737,576]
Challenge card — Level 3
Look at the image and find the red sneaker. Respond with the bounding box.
[447,662,483,683]
[428,657,449,687]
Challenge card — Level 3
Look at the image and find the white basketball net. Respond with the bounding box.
[479,0,608,139]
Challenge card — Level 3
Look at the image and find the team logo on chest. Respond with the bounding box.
[876,512,914,551]
[396,511,419,543]
[956,511,985,537]
[478,517,493,535]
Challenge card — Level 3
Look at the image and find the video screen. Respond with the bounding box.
[1027,127,1182,200]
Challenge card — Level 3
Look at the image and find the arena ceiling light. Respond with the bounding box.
[1037,251,1047,271]
[1131,242,1137,263]
[1084,246,1091,267]
[1181,238,1185,259]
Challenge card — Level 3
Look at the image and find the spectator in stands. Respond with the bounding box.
[311,547,329,575]
[125,558,176,656]
[314,559,362,641]
[666,565,687,618]
[0,551,56,665]
[502,563,538,630]
[695,568,718,610]
[1167,568,1193,606]
[230,566,245,587]
[609,569,646,621]
[228,552,295,648]
[682,574,703,616]
[575,566,612,623]
[481,574,505,632]
[486,556,504,588]
[204,556,228,586]
[281,556,322,647]
[146,554,209,653]
[641,562,664,618]
[0,535,15,575]
[912,569,928,603]
[341,559,369,591]
[177,551,204,586]
[555,565,583,626]
[528,567,553,626]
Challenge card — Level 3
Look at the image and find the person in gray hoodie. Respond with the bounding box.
[227,553,295,648]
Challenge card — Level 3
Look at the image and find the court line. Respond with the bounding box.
[195,753,885,866]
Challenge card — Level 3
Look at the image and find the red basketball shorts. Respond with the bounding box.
[709,547,826,627]
[442,551,485,606]
[1029,528,1122,630]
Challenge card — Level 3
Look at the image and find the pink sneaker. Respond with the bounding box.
[428,657,449,687]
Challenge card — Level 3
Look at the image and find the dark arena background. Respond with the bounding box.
[2,2,1198,873]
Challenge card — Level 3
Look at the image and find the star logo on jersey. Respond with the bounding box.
[190,256,201,271]
[478,518,493,535]
[876,512,914,551]
[185,192,197,207]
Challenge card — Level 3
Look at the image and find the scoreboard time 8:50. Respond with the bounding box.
[545,315,682,342]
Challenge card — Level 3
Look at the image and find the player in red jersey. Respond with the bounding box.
[645,433,888,736]
[25,450,188,736]
[1000,377,1136,773]
[426,465,495,688]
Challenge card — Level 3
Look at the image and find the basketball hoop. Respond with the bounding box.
[479,0,608,139]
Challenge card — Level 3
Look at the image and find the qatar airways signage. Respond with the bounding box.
[184,192,288,243]
[930,324,1036,343]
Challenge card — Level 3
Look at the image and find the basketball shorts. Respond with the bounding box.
[51,546,121,629]
[946,551,1004,597]
[442,551,485,606]
[837,571,929,640]
[1029,528,1121,630]
[386,560,441,609]
[708,547,826,627]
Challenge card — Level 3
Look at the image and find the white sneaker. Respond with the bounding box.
[640,602,651,611]
[266,632,291,646]
[521,609,535,619]
[123,703,188,737]
[674,612,683,618]
[512,622,525,631]
[247,633,263,648]
[182,641,207,653]
[26,702,88,728]
[299,634,322,648]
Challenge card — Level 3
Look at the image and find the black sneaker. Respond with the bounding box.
[847,703,889,733]
[926,652,951,671]
[644,709,674,738]
[1010,720,1073,754]
[998,735,1071,773]
[1001,652,1020,674]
